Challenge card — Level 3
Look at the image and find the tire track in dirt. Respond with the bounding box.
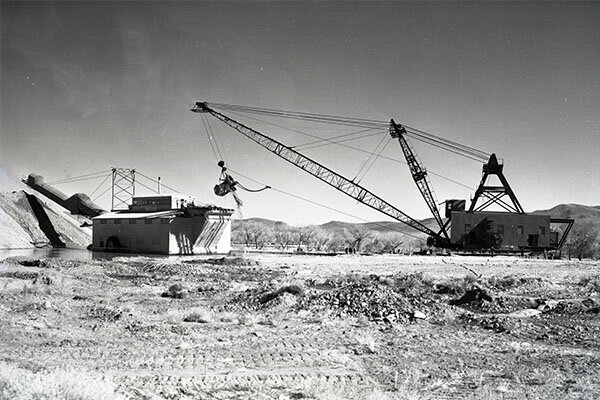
[6,334,371,398]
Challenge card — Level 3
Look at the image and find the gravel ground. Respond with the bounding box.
[0,254,599,399]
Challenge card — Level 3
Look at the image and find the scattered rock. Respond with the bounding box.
[89,305,122,322]
[259,285,304,304]
[449,287,492,306]
[412,310,427,320]
[0,271,39,280]
[507,309,542,318]
[33,275,52,285]
[3,257,49,268]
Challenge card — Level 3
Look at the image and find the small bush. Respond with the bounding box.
[161,283,186,299]
[88,305,122,322]
[579,275,600,293]
[183,308,212,323]
[0,362,125,400]
[238,313,262,326]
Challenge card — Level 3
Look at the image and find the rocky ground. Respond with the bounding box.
[0,254,599,399]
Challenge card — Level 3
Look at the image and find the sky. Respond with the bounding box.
[1,1,599,226]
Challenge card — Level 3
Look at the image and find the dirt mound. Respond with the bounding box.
[298,273,445,323]
[0,191,48,248]
[542,298,600,315]
[0,190,91,249]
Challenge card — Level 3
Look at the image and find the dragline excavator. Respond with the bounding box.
[192,102,573,252]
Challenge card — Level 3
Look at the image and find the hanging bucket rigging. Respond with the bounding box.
[213,161,270,204]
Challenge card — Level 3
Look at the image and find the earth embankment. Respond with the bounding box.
[0,190,91,249]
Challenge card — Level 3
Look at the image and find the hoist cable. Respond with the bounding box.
[405,126,489,160]
[210,102,490,161]
[201,115,219,161]
[294,126,383,150]
[224,110,474,190]
[354,133,390,183]
[212,103,386,129]
[297,130,387,151]
[227,109,387,154]
[356,137,393,184]
[204,115,225,161]
[227,167,426,241]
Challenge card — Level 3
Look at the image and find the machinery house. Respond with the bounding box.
[92,194,233,255]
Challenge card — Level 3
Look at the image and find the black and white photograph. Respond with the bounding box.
[1,1,599,399]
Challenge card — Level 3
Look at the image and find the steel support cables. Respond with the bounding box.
[227,167,426,241]
[210,102,388,130]
[354,136,392,184]
[197,104,439,239]
[46,170,112,185]
[136,171,181,194]
[201,114,222,161]
[225,109,388,152]
[403,126,489,163]
[221,107,474,191]
[92,185,113,203]
[88,174,112,199]
[294,126,385,151]
[209,102,490,162]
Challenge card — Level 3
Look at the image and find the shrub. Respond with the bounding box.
[183,308,212,323]
[0,362,125,400]
[161,283,186,299]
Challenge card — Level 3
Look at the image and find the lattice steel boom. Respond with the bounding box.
[390,120,448,240]
[192,102,449,245]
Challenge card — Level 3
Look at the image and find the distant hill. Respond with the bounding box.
[233,203,600,237]
[240,217,292,231]
[533,204,600,233]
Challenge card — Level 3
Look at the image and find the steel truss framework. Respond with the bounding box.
[111,168,135,211]
[390,120,448,240]
[468,154,525,214]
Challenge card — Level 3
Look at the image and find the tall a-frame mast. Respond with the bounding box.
[468,154,525,214]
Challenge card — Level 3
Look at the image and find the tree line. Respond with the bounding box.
[231,223,427,254]
[233,221,600,259]
[564,223,599,260]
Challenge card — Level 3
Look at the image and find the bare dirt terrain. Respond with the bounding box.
[1,254,599,399]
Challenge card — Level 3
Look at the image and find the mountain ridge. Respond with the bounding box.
[233,203,600,236]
